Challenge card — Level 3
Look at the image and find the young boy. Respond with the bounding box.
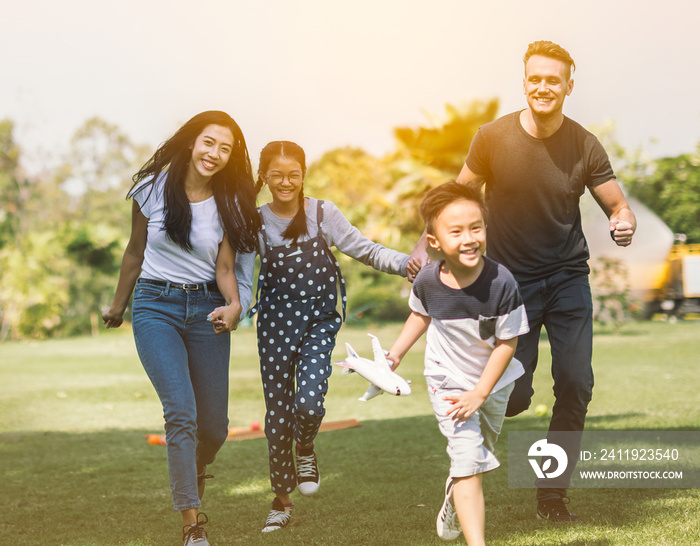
[387,181,529,545]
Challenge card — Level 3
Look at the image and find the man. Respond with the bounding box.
[412,40,636,522]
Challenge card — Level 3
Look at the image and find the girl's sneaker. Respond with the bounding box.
[182,513,210,546]
[262,497,293,533]
[296,444,320,496]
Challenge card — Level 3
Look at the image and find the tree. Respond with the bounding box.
[385,99,499,243]
[623,147,700,243]
[0,117,147,340]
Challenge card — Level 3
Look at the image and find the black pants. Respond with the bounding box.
[506,270,593,501]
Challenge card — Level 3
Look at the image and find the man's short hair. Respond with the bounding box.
[524,40,576,79]
[419,181,486,235]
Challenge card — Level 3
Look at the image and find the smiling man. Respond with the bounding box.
[450,40,636,521]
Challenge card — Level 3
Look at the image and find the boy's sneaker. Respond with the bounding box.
[197,465,213,500]
[537,497,581,522]
[182,513,209,546]
[262,497,293,533]
[296,444,320,496]
[436,476,462,541]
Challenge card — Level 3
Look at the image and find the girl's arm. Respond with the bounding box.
[102,200,148,328]
[386,311,431,370]
[234,250,256,318]
[208,234,242,334]
[444,337,517,420]
[323,201,411,277]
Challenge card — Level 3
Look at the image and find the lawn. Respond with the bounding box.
[1,320,699,545]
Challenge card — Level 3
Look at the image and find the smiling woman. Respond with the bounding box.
[101,110,261,546]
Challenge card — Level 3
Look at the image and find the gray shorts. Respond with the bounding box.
[426,375,514,478]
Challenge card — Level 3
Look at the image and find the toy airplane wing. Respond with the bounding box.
[369,334,392,373]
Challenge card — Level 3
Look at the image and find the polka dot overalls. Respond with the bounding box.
[251,200,347,494]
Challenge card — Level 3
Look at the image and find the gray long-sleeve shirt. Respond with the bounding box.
[257,197,409,276]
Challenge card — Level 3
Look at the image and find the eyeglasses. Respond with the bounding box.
[267,172,303,184]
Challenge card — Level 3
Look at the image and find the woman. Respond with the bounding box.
[102,111,260,546]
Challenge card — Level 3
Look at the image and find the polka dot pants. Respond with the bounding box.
[257,298,342,494]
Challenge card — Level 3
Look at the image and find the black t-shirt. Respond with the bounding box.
[466,111,615,282]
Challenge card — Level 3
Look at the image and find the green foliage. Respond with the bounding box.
[604,128,700,243]
[385,99,499,243]
[0,230,71,339]
[590,256,632,331]
[625,149,700,243]
[338,256,412,322]
[0,117,145,340]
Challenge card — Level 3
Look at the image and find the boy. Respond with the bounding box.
[387,182,529,545]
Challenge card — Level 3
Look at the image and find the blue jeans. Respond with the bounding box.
[132,281,231,511]
[505,271,594,501]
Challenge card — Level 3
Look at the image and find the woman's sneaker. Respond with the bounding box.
[183,513,210,546]
[262,497,293,533]
[436,476,462,541]
[296,444,320,496]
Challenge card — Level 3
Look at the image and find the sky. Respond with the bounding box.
[2,0,699,173]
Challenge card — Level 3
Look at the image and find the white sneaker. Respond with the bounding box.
[296,445,320,496]
[436,476,462,541]
[182,513,210,545]
[262,497,293,533]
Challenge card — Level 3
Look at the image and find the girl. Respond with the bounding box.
[251,141,420,533]
[102,111,260,546]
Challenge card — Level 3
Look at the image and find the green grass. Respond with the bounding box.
[1,321,699,545]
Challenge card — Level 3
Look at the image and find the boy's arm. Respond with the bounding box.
[386,311,431,369]
[444,337,517,420]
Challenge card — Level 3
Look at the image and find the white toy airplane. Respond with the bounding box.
[335,334,412,401]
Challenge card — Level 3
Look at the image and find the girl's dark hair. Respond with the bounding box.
[129,110,261,253]
[256,141,308,244]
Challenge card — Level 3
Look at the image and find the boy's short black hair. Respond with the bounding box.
[419,181,486,234]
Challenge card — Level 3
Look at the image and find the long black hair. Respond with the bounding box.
[129,110,260,253]
[256,141,308,244]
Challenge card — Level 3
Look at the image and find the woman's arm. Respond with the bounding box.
[102,200,148,328]
[208,234,242,334]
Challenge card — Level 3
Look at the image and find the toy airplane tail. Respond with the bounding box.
[339,343,358,375]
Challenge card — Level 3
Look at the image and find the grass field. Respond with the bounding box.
[1,320,699,545]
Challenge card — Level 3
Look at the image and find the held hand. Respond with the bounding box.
[405,257,423,282]
[207,303,242,334]
[609,217,635,247]
[444,390,487,421]
[407,247,429,283]
[102,308,124,329]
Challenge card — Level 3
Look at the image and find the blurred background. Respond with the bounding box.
[1,0,699,340]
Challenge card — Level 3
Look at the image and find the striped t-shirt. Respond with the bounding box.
[409,258,529,393]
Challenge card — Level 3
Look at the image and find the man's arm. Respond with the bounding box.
[455,163,486,187]
[589,179,637,247]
